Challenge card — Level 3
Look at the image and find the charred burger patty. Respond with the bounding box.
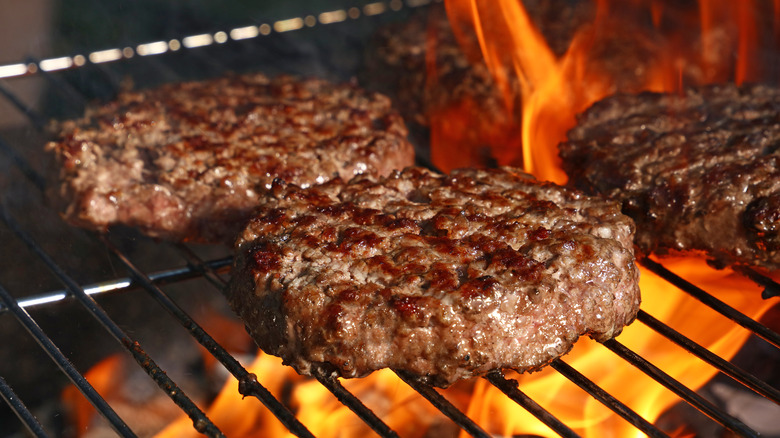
[228,167,641,387]
[560,82,780,272]
[46,73,415,243]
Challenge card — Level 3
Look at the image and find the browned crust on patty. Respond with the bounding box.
[560,82,780,272]
[228,166,641,387]
[46,73,415,243]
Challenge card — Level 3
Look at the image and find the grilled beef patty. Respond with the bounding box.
[560,83,780,272]
[228,167,641,387]
[46,73,414,243]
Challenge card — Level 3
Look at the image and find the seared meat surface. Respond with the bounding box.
[228,167,640,387]
[46,73,414,243]
[560,83,780,272]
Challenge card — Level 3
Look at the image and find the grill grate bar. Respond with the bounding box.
[0,136,46,192]
[395,370,491,438]
[549,360,669,438]
[100,235,316,438]
[640,258,780,349]
[602,339,758,437]
[734,266,780,299]
[637,309,780,404]
[174,242,403,438]
[0,372,49,437]
[311,366,400,438]
[0,207,225,437]
[0,281,134,437]
[26,56,89,111]
[0,81,47,129]
[0,256,232,314]
[484,371,580,438]
[173,243,231,291]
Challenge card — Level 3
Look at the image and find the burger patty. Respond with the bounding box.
[560,83,780,272]
[46,73,415,243]
[228,167,641,387]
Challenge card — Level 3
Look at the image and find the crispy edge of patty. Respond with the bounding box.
[228,167,641,386]
[45,73,415,243]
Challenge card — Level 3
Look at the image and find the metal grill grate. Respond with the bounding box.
[1,1,779,437]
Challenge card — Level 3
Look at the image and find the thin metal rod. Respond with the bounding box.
[177,243,402,437]
[0,80,47,129]
[733,266,780,299]
[1,207,224,438]
[0,283,135,438]
[0,374,49,438]
[549,360,669,438]
[0,135,46,192]
[0,256,231,314]
[180,242,400,435]
[395,370,491,438]
[640,258,780,349]
[100,235,315,438]
[311,366,400,438]
[637,309,780,404]
[27,56,89,110]
[484,371,580,438]
[173,243,230,291]
[602,339,758,437]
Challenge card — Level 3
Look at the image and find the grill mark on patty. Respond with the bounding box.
[561,82,780,272]
[228,167,641,387]
[46,73,415,243]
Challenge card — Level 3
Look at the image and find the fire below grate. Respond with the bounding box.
[1,1,779,437]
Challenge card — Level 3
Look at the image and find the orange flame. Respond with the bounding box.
[61,355,125,433]
[61,354,186,436]
[155,353,472,438]
[148,259,775,437]
[64,262,774,438]
[444,0,661,183]
[439,0,777,183]
[429,0,778,436]
[461,258,774,437]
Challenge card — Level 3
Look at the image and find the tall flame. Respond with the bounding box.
[441,0,777,183]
